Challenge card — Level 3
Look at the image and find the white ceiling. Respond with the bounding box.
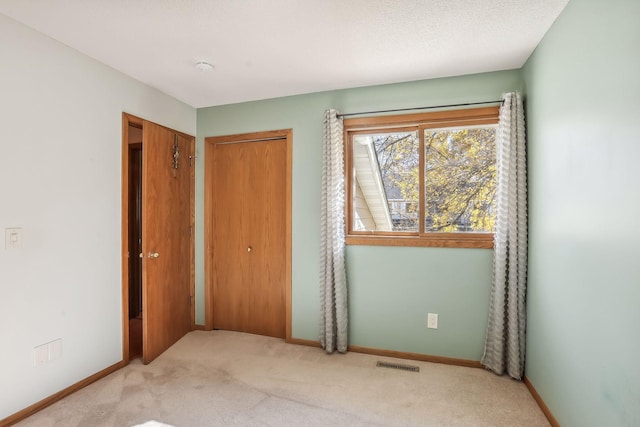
[0,0,569,108]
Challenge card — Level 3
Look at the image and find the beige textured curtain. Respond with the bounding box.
[319,109,348,353]
[482,92,528,379]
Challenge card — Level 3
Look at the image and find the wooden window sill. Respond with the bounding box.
[346,234,494,249]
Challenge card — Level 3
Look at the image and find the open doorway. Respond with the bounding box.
[127,124,143,359]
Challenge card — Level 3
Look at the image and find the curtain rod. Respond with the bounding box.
[336,100,504,118]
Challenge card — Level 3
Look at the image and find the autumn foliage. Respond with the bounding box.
[372,127,496,233]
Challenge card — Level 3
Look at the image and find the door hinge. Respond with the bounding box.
[190,226,193,236]
[190,296,194,305]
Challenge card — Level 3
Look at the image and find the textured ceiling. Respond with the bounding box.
[0,0,569,108]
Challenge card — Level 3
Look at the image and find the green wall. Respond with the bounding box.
[196,70,521,360]
[523,0,640,425]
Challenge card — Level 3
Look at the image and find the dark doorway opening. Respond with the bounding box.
[127,125,143,360]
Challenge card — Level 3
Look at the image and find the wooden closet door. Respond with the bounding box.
[142,121,192,363]
[211,138,286,338]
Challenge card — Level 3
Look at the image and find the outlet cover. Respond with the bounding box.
[427,313,438,329]
[34,344,48,367]
[49,339,62,361]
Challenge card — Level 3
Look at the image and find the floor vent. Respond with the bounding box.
[376,361,420,372]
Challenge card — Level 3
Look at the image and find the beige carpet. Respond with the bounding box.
[16,331,549,426]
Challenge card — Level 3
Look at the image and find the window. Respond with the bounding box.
[345,107,499,248]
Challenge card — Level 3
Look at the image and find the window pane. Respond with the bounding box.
[424,127,496,232]
[352,131,419,232]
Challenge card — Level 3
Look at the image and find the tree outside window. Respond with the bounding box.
[346,107,498,249]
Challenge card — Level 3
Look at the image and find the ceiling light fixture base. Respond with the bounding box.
[195,61,214,71]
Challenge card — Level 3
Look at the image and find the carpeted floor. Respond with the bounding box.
[16,331,550,426]
[129,317,142,360]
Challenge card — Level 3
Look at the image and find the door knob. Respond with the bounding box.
[247,246,252,252]
[149,252,160,258]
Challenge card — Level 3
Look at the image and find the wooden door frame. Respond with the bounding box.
[121,112,196,362]
[204,129,292,341]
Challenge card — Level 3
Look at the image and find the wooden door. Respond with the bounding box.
[141,121,192,363]
[209,134,288,338]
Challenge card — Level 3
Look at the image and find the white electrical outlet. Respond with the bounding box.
[427,313,438,329]
[34,344,48,367]
[34,339,62,366]
[49,339,62,361]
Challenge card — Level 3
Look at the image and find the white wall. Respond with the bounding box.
[0,15,195,418]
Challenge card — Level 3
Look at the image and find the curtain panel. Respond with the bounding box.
[319,109,348,353]
[482,92,528,379]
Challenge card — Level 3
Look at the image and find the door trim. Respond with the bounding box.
[121,113,196,362]
[204,129,293,340]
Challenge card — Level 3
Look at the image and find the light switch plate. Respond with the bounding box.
[5,227,23,249]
